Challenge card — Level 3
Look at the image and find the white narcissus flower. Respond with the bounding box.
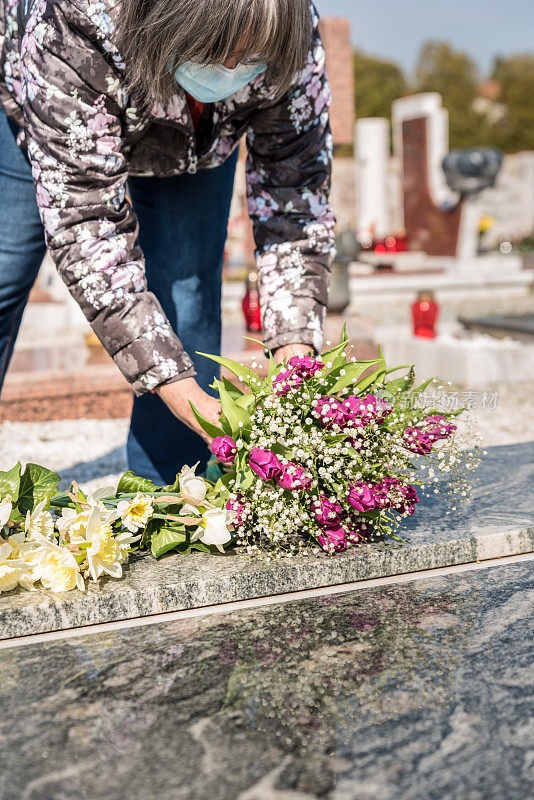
[116,493,153,533]
[56,487,117,543]
[25,500,55,542]
[84,505,140,582]
[30,541,85,592]
[0,539,34,594]
[191,508,233,553]
[0,495,13,528]
[178,464,207,502]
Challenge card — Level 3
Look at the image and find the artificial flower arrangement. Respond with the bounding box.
[0,328,480,595]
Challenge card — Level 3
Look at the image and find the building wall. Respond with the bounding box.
[319,17,355,147]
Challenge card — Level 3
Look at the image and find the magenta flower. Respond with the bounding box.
[374,477,403,508]
[399,484,420,515]
[347,482,379,512]
[287,355,324,377]
[248,448,282,481]
[273,369,303,396]
[226,495,248,527]
[343,394,393,426]
[403,427,433,455]
[276,462,312,491]
[423,415,457,442]
[317,524,348,553]
[313,396,348,428]
[210,436,238,464]
[347,517,375,543]
[313,495,343,527]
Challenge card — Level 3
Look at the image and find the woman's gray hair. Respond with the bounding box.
[116,0,313,106]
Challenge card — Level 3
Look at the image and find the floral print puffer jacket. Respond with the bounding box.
[0,0,335,394]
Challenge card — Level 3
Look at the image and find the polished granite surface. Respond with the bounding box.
[0,561,532,800]
[1,442,533,639]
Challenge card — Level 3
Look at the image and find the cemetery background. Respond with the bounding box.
[1,7,533,798]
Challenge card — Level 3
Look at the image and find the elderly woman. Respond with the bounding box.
[0,0,335,484]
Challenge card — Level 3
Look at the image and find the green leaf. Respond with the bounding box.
[217,375,244,399]
[117,471,160,494]
[355,366,387,394]
[267,350,278,379]
[151,526,188,559]
[197,352,257,388]
[385,366,416,395]
[189,403,227,440]
[329,361,379,394]
[235,393,256,411]
[0,462,21,503]
[214,379,251,437]
[412,377,437,396]
[12,463,61,522]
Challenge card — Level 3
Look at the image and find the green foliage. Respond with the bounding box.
[413,40,484,149]
[117,471,159,494]
[354,50,407,123]
[1,463,61,524]
[488,54,534,152]
[150,526,187,558]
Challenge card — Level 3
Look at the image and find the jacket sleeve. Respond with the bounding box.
[19,0,195,394]
[245,12,336,355]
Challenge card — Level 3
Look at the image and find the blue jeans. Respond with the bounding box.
[0,107,238,485]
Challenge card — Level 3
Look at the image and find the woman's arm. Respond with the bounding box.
[19,0,219,434]
[245,7,336,358]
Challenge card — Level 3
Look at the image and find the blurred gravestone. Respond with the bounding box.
[319,17,355,147]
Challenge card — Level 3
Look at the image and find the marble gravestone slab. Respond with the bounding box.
[0,562,532,800]
[1,442,533,640]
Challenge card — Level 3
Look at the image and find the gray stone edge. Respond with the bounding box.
[1,526,533,640]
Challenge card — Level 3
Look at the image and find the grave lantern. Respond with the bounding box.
[328,227,360,313]
[242,269,262,333]
[412,291,439,339]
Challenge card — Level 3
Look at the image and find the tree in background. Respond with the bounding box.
[413,40,485,149]
[354,50,407,121]
[489,54,534,152]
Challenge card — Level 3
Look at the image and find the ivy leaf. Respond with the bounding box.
[12,463,61,522]
[150,526,188,559]
[117,471,160,494]
[0,462,21,503]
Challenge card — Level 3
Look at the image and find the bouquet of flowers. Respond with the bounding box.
[0,328,481,595]
[200,327,479,558]
[0,463,230,594]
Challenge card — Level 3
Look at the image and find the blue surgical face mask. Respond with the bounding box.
[172,61,267,103]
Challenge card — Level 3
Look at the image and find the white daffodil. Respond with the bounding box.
[116,493,153,533]
[0,495,13,528]
[178,464,207,502]
[0,540,34,594]
[56,487,117,543]
[28,540,84,592]
[25,500,55,542]
[191,508,234,553]
[83,505,139,582]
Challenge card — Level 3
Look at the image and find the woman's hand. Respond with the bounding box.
[157,378,221,444]
[273,343,313,366]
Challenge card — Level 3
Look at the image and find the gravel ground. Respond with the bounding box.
[1,382,533,492]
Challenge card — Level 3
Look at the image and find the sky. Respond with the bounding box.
[315,0,534,78]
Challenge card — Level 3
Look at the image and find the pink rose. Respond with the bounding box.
[287,355,324,377]
[317,524,348,553]
[249,448,282,481]
[276,462,312,491]
[347,482,379,513]
[313,495,343,527]
[403,427,433,455]
[210,436,238,464]
[313,396,348,429]
[423,415,457,442]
